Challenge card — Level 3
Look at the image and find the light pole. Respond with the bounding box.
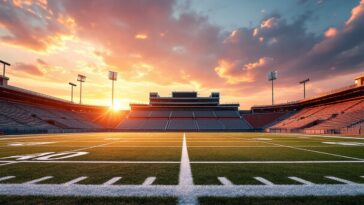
[77,74,86,104]
[0,59,11,77]
[69,82,76,103]
[268,71,278,105]
[108,71,118,108]
[299,78,310,99]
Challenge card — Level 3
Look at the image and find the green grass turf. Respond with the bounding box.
[74,147,181,161]
[306,146,364,159]
[0,163,179,185]
[192,163,364,185]
[188,147,348,161]
[199,196,364,205]
[1,132,364,204]
[0,196,177,205]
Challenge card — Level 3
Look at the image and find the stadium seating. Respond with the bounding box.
[220,119,251,130]
[149,111,171,118]
[170,111,194,118]
[142,120,168,130]
[196,120,224,130]
[214,111,240,118]
[194,111,216,118]
[0,100,100,133]
[242,112,289,129]
[270,99,364,133]
[167,120,198,131]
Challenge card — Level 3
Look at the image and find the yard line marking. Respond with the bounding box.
[191,161,364,164]
[274,133,364,140]
[24,176,53,184]
[325,176,357,184]
[69,142,119,152]
[0,176,15,182]
[0,162,18,167]
[103,177,122,185]
[247,138,364,161]
[63,177,88,185]
[1,160,364,164]
[2,184,364,197]
[179,133,194,186]
[218,177,234,186]
[288,177,314,185]
[0,160,181,164]
[254,177,275,186]
[178,133,197,205]
[142,177,156,186]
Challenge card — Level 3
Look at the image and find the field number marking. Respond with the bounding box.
[1,152,88,161]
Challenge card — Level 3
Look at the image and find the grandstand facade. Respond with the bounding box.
[0,84,125,134]
[245,75,364,135]
[116,92,252,131]
[2,73,364,135]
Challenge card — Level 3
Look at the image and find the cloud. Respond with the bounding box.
[2,0,364,108]
[13,62,43,76]
[0,0,73,51]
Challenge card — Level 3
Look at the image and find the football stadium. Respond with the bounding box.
[1,0,364,205]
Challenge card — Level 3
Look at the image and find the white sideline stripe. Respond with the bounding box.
[3,184,364,197]
[0,162,18,167]
[0,160,180,164]
[142,177,156,186]
[63,177,88,185]
[325,176,357,184]
[253,139,364,161]
[0,176,15,182]
[24,176,53,184]
[288,177,314,185]
[103,177,122,185]
[70,142,118,152]
[218,177,234,186]
[178,133,197,205]
[1,160,364,164]
[254,177,275,186]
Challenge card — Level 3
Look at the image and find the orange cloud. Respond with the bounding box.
[261,17,278,29]
[324,28,338,38]
[346,0,364,25]
[135,34,148,40]
[244,57,273,71]
[214,59,255,84]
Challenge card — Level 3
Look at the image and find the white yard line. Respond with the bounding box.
[218,177,234,186]
[0,162,18,167]
[178,133,197,205]
[254,177,275,186]
[24,176,53,184]
[288,177,314,185]
[1,160,364,164]
[235,136,364,161]
[63,176,88,185]
[142,177,156,186]
[265,141,364,161]
[103,177,122,186]
[2,184,364,197]
[325,176,357,184]
[0,176,15,182]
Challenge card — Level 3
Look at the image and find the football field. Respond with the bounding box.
[1,132,364,204]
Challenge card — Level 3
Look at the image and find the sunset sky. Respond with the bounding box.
[1,0,364,109]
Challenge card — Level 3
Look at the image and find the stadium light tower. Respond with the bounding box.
[108,71,118,108]
[68,82,77,103]
[299,78,310,99]
[77,74,86,104]
[0,59,11,77]
[267,71,278,105]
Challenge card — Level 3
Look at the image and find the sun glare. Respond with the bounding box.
[111,104,122,111]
